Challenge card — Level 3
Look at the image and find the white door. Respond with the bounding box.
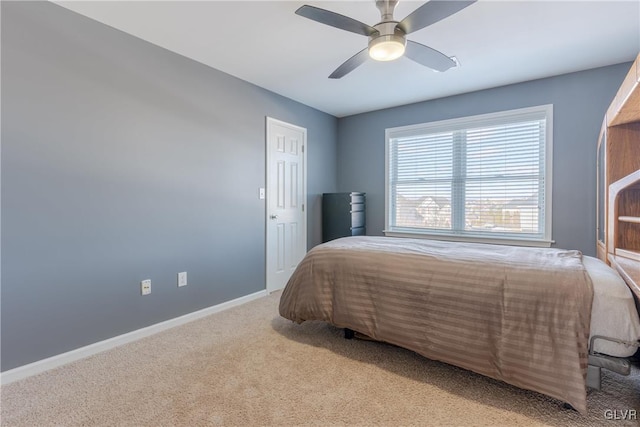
[266,117,307,293]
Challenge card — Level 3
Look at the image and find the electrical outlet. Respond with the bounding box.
[141,279,151,296]
[178,271,187,287]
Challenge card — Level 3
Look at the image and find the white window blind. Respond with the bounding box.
[385,105,553,245]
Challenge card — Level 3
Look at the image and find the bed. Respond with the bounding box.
[279,236,640,414]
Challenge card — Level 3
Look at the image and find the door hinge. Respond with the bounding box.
[302,145,305,153]
[302,204,305,212]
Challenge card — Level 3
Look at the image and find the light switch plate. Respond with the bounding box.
[178,271,187,287]
[259,188,265,199]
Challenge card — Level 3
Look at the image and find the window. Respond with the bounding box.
[385,105,553,246]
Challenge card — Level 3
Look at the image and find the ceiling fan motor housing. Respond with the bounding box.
[369,1,406,61]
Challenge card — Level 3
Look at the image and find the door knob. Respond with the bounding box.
[270,214,278,219]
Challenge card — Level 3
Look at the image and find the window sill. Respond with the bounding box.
[383,230,554,248]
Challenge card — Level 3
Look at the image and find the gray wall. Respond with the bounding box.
[337,63,631,255]
[1,1,337,371]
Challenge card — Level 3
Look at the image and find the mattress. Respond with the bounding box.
[584,255,640,358]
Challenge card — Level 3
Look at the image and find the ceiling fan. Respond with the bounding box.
[295,0,476,79]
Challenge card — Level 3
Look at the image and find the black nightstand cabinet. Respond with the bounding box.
[322,192,366,242]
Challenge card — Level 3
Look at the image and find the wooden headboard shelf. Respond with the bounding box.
[608,170,640,273]
[607,54,640,126]
[598,53,640,303]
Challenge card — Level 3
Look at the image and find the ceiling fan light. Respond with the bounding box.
[368,35,406,61]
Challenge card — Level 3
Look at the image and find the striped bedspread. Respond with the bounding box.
[279,236,594,413]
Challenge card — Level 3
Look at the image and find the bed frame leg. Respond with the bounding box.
[586,365,602,390]
[344,328,354,339]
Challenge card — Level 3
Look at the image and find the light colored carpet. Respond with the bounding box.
[1,291,639,426]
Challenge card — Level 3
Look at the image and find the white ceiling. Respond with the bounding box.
[56,1,640,118]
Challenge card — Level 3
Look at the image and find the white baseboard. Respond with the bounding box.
[0,290,268,385]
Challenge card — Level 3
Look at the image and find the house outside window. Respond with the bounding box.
[385,105,553,247]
